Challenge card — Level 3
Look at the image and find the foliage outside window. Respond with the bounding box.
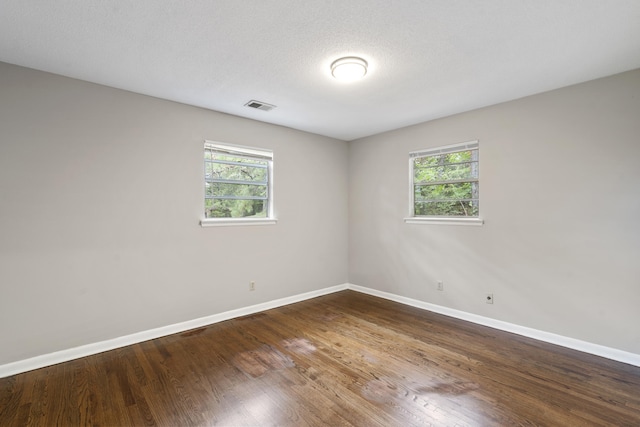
[410,141,479,218]
[204,142,273,219]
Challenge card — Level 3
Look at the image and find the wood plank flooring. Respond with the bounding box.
[1,290,639,426]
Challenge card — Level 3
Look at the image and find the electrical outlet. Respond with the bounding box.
[437,281,444,291]
[250,281,256,291]
[486,293,494,304]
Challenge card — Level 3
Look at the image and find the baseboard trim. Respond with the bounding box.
[347,283,640,368]
[0,283,349,378]
[2,281,638,377]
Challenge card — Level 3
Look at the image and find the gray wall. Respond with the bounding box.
[2,61,639,366]
[0,62,349,365]
[349,69,640,354]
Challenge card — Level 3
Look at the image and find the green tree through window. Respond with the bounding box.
[204,142,273,219]
[411,141,479,217]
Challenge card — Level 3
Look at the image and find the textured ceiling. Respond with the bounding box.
[1,1,640,141]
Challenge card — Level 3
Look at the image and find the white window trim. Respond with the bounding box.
[200,141,276,227]
[406,140,483,226]
[403,217,484,226]
[200,217,277,227]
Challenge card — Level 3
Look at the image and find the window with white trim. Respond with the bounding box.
[410,140,479,218]
[203,141,273,220]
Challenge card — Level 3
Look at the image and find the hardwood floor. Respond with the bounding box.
[1,290,639,426]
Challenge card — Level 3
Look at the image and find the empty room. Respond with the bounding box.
[1,1,639,426]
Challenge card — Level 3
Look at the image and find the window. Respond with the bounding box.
[406,140,482,225]
[201,141,275,226]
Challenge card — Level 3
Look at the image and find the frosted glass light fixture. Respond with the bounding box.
[331,57,368,81]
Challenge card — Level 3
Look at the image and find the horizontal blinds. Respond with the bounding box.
[205,141,273,161]
[410,140,478,159]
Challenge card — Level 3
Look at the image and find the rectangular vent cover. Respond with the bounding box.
[244,100,276,112]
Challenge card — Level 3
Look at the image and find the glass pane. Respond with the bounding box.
[213,154,265,165]
[444,150,473,164]
[205,198,267,218]
[206,161,267,183]
[415,201,479,217]
[414,162,478,182]
[207,182,267,198]
[414,156,439,168]
[415,182,476,200]
[414,149,475,169]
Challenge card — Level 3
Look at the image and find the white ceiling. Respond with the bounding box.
[1,1,640,141]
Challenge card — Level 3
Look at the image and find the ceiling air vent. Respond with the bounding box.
[244,100,276,112]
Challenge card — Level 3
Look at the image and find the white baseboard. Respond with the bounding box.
[0,284,348,378]
[347,283,640,368]
[2,281,638,377]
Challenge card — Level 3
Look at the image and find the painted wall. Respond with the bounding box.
[349,70,640,354]
[2,60,638,367]
[0,62,349,365]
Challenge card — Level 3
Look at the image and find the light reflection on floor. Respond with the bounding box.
[361,375,484,426]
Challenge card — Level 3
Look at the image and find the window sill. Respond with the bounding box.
[200,218,278,227]
[404,217,484,226]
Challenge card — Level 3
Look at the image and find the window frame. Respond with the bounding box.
[404,140,484,226]
[200,141,277,227]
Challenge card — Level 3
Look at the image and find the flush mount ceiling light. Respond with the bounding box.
[331,57,368,82]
